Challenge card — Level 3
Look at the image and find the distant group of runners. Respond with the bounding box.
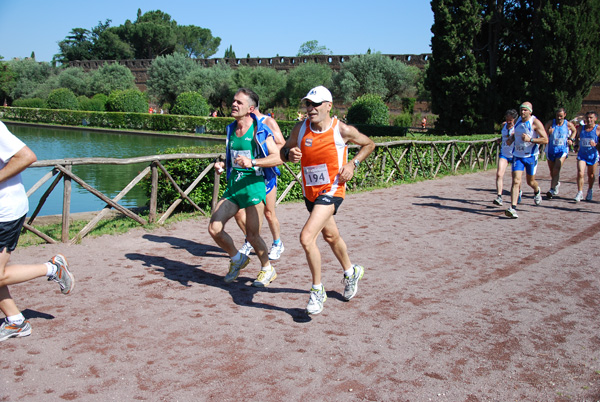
[494,102,599,218]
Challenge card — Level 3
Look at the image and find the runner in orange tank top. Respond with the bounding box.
[280,86,375,315]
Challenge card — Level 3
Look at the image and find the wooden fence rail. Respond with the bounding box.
[24,139,501,244]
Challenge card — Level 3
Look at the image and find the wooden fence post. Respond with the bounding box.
[149,161,158,223]
[61,164,72,243]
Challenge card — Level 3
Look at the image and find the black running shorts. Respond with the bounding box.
[0,215,26,253]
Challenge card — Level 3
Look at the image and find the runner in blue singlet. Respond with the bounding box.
[544,108,577,199]
[493,109,518,206]
[573,111,600,202]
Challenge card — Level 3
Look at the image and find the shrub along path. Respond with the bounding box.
[3,153,600,401]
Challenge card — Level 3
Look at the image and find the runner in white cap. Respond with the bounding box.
[279,86,375,315]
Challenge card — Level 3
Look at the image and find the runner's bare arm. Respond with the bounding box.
[0,145,37,184]
[532,119,548,144]
[337,122,376,183]
[280,122,303,163]
[264,117,285,148]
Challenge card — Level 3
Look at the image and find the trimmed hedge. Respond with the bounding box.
[0,106,234,134]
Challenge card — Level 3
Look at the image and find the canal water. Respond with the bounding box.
[5,123,219,216]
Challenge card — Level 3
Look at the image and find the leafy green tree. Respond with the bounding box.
[297,40,332,56]
[91,20,134,60]
[89,62,136,95]
[426,0,491,134]
[8,58,55,100]
[182,63,234,111]
[333,53,420,105]
[427,0,600,134]
[117,10,178,59]
[224,45,236,59]
[346,94,389,125]
[46,88,79,110]
[175,25,221,58]
[232,66,286,110]
[0,57,16,104]
[57,67,90,96]
[146,52,198,106]
[106,88,148,112]
[55,28,94,64]
[285,62,333,106]
[171,91,210,116]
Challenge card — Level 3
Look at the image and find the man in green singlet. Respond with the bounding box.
[208,88,282,287]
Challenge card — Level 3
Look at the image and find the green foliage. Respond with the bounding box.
[89,63,136,96]
[7,58,55,100]
[11,98,47,108]
[285,62,333,106]
[224,45,236,59]
[231,66,286,110]
[333,53,420,104]
[393,113,412,128]
[171,91,210,116]
[0,59,16,104]
[182,63,234,111]
[57,67,90,96]
[78,94,106,111]
[141,145,227,213]
[297,40,332,56]
[347,94,389,125]
[401,98,416,114]
[146,53,198,106]
[46,88,79,110]
[55,27,94,64]
[427,0,600,134]
[176,25,220,58]
[106,88,148,113]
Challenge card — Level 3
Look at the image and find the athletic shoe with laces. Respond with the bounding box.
[574,191,583,202]
[252,266,277,287]
[224,254,250,283]
[306,286,327,315]
[546,189,554,199]
[586,188,593,201]
[268,241,285,260]
[534,191,542,205]
[518,190,522,204]
[493,195,503,206]
[505,207,518,219]
[342,264,365,301]
[48,254,74,295]
[554,182,560,195]
[238,241,253,256]
[0,319,32,342]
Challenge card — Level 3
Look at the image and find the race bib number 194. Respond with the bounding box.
[304,164,330,186]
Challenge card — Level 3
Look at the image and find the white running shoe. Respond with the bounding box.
[306,286,327,315]
[505,207,518,219]
[586,188,593,201]
[554,182,560,195]
[268,241,285,260]
[534,191,542,205]
[574,191,583,202]
[493,195,503,206]
[253,267,277,287]
[517,190,522,204]
[343,265,365,301]
[238,241,253,256]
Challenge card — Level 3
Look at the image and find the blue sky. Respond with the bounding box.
[0,1,433,62]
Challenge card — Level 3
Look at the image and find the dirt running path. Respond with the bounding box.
[2,154,600,401]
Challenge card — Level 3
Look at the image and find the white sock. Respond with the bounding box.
[45,261,57,277]
[312,283,323,291]
[344,266,355,277]
[7,313,25,325]
[262,263,272,272]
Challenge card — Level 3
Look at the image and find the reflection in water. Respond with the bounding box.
[7,124,218,216]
